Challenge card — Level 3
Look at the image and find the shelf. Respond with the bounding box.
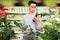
[7,13,26,15]
[14,31,22,33]
[7,19,23,21]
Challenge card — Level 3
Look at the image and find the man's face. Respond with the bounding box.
[29,3,36,13]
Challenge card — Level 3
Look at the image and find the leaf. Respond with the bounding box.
[14,21,21,27]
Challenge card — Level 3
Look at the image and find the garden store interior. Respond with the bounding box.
[0,0,60,40]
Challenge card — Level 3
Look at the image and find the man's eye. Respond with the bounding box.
[32,6,36,8]
[32,7,34,8]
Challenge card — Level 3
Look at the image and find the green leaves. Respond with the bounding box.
[14,21,21,27]
[0,16,15,40]
[2,28,14,39]
[38,33,52,40]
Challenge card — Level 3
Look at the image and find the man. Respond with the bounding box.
[22,1,43,33]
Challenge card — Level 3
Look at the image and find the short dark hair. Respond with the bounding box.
[28,1,36,6]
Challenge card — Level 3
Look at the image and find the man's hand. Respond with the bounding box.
[22,25,26,29]
[33,17,40,24]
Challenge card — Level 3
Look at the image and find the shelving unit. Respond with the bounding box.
[6,7,27,40]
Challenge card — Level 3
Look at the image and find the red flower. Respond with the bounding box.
[0,7,8,17]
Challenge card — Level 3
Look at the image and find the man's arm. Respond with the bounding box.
[33,17,46,32]
[22,16,26,29]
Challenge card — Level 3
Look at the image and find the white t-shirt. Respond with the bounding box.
[22,13,42,32]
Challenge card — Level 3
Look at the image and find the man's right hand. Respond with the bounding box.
[22,25,26,29]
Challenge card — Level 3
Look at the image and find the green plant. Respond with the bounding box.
[0,16,15,40]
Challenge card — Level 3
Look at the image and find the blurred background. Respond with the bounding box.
[0,0,60,40]
[0,0,60,7]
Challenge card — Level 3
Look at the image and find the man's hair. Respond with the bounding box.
[28,1,36,6]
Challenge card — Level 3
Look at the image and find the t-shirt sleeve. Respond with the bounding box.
[22,16,25,25]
